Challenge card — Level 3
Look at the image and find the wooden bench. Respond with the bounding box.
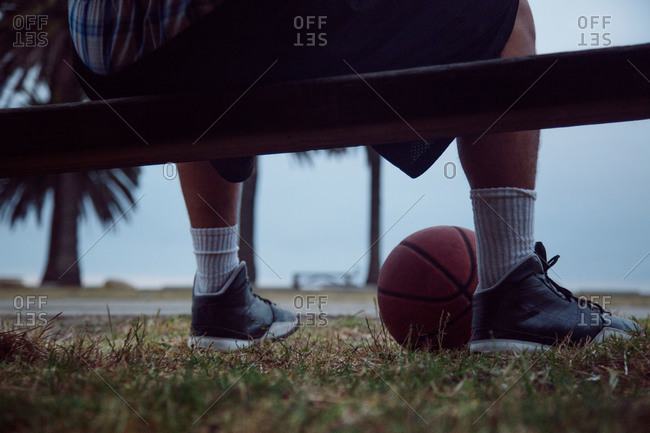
[1,44,649,177]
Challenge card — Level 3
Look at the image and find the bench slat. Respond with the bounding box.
[1,43,649,177]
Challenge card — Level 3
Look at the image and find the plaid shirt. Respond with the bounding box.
[68,0,223,75]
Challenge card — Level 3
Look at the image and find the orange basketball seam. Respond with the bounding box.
[377,288,470,304]
[398,240,465,289]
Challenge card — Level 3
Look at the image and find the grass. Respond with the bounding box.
[1,314,649,433]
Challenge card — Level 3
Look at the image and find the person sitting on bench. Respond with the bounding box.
[68,0,641,352]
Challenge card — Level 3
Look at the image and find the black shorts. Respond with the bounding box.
[72,0,519,178]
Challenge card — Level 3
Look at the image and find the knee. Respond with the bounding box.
[501,0,536,58]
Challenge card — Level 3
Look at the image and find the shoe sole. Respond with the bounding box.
[470,327,634,354]
[187,320,299,352]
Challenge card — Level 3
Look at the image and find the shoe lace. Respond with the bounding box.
[250,287,279,324]
[536,242,605,314]
[248,282,276,306]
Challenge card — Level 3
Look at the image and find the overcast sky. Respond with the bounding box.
[1,0,649,292]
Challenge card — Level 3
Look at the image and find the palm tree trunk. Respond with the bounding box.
[366,148,381,285]
[240,164,258,284]
[41,173,82,287]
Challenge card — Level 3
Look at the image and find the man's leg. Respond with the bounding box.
[178,162,240,228]
[458,0,537,191]
[457,0,538,292]
[459,0,641,352]
[179,162,298,351]
[178,162,240,294]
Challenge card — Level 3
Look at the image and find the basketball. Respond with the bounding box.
[377,226,478,351]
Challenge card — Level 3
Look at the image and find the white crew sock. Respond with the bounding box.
[470,187,536,293]
[191,225,240,294]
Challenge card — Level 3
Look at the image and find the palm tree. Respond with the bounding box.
[0,0,77,104]
[0,170,141,286]
[0,0,141,287]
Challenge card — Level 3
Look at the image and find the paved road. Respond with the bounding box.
[3,295,649,321]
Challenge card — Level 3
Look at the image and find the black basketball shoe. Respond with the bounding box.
[470,242,643,353]
[188,262,299,351]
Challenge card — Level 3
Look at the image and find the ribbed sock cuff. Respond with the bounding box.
[471,187,536,293]
[191,225,240,294]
